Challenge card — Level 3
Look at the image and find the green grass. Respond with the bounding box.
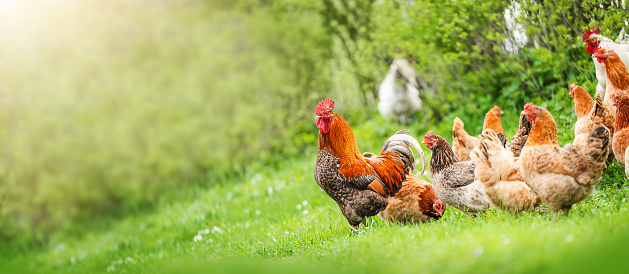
[2,127,629,273]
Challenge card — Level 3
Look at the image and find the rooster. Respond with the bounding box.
[520,103,609,219]
[471,129,540,214]
[612,94,629,177]
[422,131,490,216]
[378,58,422,122]
[314,99,425,230]
[452,106,505,161]
[582,27,629,99]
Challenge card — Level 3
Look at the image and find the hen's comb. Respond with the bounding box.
[524,102,534,110]
[423,130,434,141]
[316,99,335,116]
[582,27,600,42]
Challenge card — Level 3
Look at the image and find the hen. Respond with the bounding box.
[470,129,540,214]
[422,131,490,216]
[582,27,629,98]
[378,58,422,122]
[314,99,425,230]
[612,94,629,177]
[520,103,610,219]
[452,106,505,161]
[569,84,614,148]
[376,173,445,223]
[591,47,629,117]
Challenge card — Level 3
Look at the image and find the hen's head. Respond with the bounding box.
[523,103,541,122]
[569,83,577,98]
[583,27,601,54]
[491,105,504,117]
[613,93,629,107]
[433,200,445,217]
[422,130,437,150]
[316,99,335,134]
[592,47,610,64]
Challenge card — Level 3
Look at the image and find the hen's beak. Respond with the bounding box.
[316,115,321,119]
[420,140,427,144]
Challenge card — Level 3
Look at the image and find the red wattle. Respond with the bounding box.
[317,118,330,134]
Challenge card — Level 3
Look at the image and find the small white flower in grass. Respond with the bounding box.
[268,187,273,196]
[212,226,223,234]
[226,192,233,201]
[302,200,308,206]
[206,238,213,243]
[71,256,76,265]
[474,246,484,257]
[125,257,136,265]
[256,210,261,215]
[107,265,115,272]
[285,231,289,235]
[204,229,210,234]
[566,234,574,243]
[194,234,203,242]
[296,204,302,210]
[192,246,195,251]
[302,210,309,215]
[116,259,123,265]
[268,233,271,237]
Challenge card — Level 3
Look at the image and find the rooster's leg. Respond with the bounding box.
[351,225,359,232]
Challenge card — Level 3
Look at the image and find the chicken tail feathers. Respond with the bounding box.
[381,129,426,175]
[586,125,610,162]
[452,117,469,139]
[594,93,605,118]
[509,112,531,158]
[471,129,514,185]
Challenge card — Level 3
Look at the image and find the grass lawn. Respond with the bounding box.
[2,134,629,273]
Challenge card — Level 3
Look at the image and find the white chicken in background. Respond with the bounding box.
[582,27,629,99]
[377,58,422,122]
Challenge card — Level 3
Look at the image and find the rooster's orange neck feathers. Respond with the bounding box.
[605,51,629,91]
[319,112,363,166]
[525,110,558,147]
[573,87,594,119]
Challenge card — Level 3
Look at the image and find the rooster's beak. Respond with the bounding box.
[316,115,321,119]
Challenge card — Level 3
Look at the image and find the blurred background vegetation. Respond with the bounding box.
[0,0,627,253]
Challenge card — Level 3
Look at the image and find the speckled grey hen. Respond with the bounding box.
[313,99,425,230]
[422,131,490,216]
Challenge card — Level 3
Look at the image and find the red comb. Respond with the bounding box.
[582,27,600,42]
[524,103,534,110]
[424,130,434,140]
[316,99,335,116]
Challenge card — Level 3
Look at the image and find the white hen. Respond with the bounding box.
[377,59,422,122]
[582,27,629,99]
